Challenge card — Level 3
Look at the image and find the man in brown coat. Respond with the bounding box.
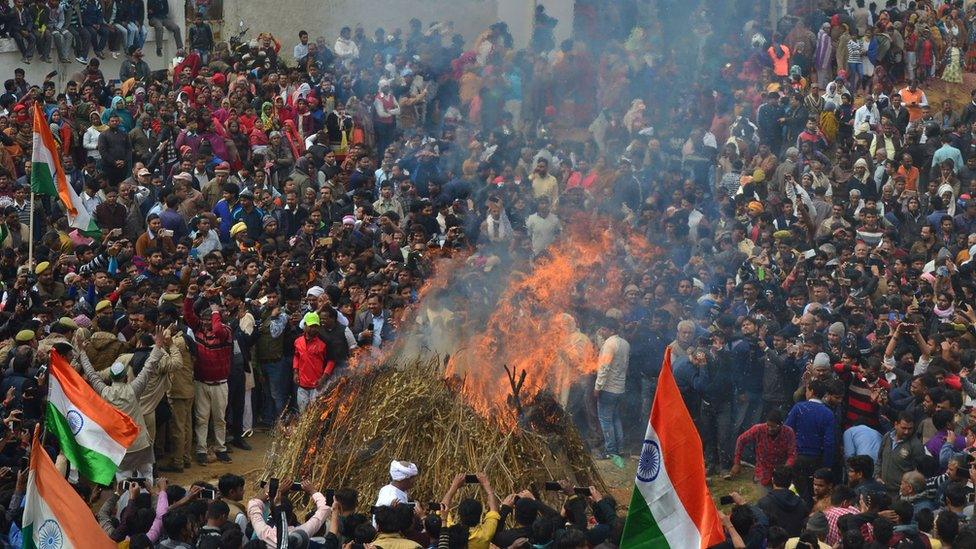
[158,302,196,472]
[85,313,125,371]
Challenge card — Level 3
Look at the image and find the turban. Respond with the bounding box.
[390,460,418,481]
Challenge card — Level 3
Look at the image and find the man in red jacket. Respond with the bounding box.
[294,312,333,412]
[184,296,233,464]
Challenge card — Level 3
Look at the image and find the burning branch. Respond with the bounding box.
[504,364,527,419]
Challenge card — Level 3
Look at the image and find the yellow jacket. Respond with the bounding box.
[448,511,501,549]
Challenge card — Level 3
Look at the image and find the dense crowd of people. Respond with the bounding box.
[12,0,976,546]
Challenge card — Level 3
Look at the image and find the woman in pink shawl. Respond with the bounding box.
[213,98,233,125]
[281,119,305,160]
[814,22,834,88]
[249,124,270,156]
[199,117,230,162]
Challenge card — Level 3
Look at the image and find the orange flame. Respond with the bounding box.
[344,213,657,429]
[443,214,651,427]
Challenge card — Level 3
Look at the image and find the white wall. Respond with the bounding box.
[1,0,575,86]
[0,0,184,86]
[496,0,535,49]
[479,0,575,51]
[536,0,573,47]
[223,0,501,62]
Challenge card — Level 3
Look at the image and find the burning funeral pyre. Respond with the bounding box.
[266,215,659,507]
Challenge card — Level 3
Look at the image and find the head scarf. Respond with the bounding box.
[937,183,957,216]
[261,102,275,130]
[389,460,418,481]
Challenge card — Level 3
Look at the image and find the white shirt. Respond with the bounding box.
[334,37,359,60]
[192,229,221,257]
[594,334,630,394]
[688,209,704,239]
[83,127,103,158]
[293,43,309,61]
[81,191,101,214]
[193,168,210,190]
[374,93,400,118]
[375,484,409,507]
[854,103,880,129]
[525,212,561,255]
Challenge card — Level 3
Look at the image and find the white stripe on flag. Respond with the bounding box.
[31,132,57,165]
[636,423,702,548]
[47,377,127,462]
[24,471,78,549]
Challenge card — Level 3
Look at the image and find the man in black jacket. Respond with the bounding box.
[222,287,255,451]
[757,467,810,537]
[97,112,131,185]
[757,92,786,153]
[882,93,911,135]
[317,306,351,371]
[9,0,36,64]
[188,14,213,62]
[146,0,182,56]
[492,493,562,548]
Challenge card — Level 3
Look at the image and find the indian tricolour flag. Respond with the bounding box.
[23,430,115,548]
[30,105,97,233]
[620,347,725,548]
[45,350,138,486]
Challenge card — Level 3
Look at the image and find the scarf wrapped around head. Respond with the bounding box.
[282,119,305,157]
[389,460,417,481]
[485,207,513,242]
[934,302,955,319]
[261,102,275,130]
[938,183,957,216]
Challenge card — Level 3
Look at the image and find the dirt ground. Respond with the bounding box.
[914,71,976,109]
[163,429,275,500]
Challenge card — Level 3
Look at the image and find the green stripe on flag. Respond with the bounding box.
[45,402,119,486]
[620,485,668,548]
[22,522,35,549]
[29,163,58,196]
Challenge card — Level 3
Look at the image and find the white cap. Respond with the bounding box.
[109,361,126,376]
[306,286,325,298]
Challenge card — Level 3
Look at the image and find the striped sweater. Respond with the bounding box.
[834,363,889,430]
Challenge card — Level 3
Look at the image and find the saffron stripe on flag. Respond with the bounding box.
[23,434,115,548]
[620,347,725,549]
[48,351,137,447]
[31,105,98,232]
[650,356,724,545]
[46,376,129,459]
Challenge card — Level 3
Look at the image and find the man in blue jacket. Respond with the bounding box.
[785,379,837,505]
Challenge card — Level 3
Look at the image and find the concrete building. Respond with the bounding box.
[0,0,574,85]
[0,0,185,86]
[222,0,573,62]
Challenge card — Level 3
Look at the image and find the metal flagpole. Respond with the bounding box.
[27,191,34,267]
